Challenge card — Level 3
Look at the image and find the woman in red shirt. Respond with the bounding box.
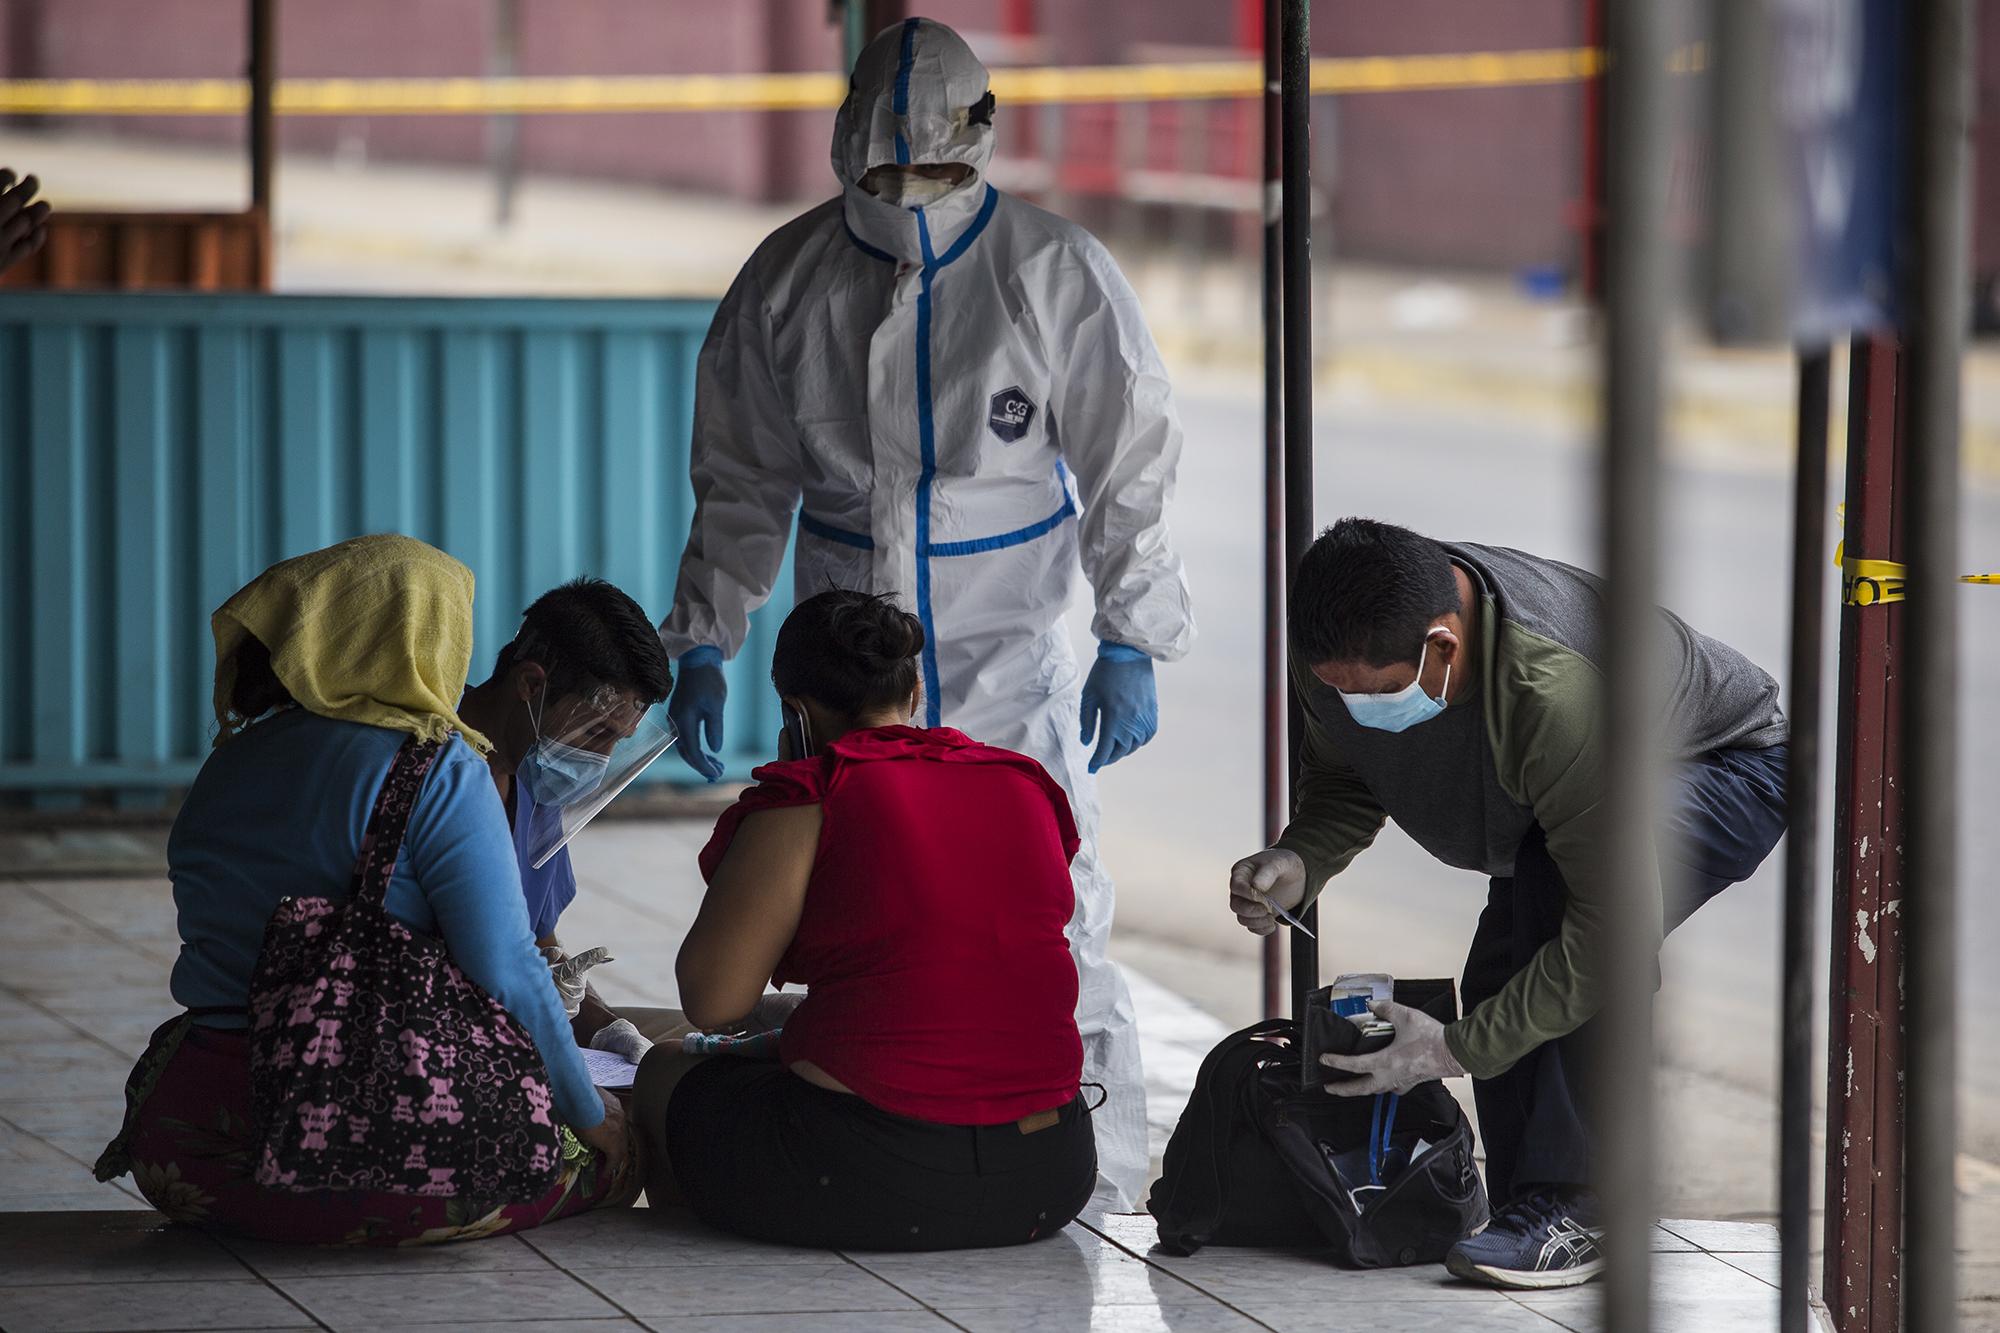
[637,589,1095,1250]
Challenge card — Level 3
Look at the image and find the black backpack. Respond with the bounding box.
[1146,982,1489,1268]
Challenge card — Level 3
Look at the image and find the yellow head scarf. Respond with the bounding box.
[211,533,492,753]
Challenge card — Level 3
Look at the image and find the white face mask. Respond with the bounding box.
[864,169,964,209]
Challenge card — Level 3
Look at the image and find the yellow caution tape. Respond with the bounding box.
[0,73,848,116]
[0,47,1610,117]
[1843,557,1906,607]
[1834,507,1995,604]
[1839,555,2000,605]
[1305,46,1606,95]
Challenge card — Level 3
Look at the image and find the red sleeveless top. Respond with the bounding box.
[698,726,1083,1125]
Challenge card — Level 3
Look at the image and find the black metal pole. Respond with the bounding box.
[1780,346,1831,1333]
[1279,0,1316,1021]
[1598,0,1670,1323]
[1901,0,1970,1325]
[1260,0,1285,1020]
[248,0,274,214]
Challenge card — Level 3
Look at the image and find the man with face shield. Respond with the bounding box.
[658,18,1194,1206]
[459,578,676,1063]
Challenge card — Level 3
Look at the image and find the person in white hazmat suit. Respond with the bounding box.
[657,17,1193,1207]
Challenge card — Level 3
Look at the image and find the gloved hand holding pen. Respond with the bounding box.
[1228,847,1308,937]
[541,944,614,1019]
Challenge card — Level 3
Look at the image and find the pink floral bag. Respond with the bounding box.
[246,736,565,1200]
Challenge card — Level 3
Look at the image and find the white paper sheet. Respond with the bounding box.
[581,1046,638,1089]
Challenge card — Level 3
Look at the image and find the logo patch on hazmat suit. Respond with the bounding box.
[988,387,1036,443]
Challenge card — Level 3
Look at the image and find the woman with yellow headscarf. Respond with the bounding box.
[96,534,639,1245]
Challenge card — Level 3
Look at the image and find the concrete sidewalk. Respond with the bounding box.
[0,1208,1793,1333]
[0,823,1820,1332]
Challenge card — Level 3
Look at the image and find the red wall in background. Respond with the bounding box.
[1321,1,1584,272]
[1975,0,2000,293]
[938,0,1583,273]
[3,0,1607,272]
[2,0,841,204]
[25,0,2000,278]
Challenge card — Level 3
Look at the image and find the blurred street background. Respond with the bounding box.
[5,0,1999,1255]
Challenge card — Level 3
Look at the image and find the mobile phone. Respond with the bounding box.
[780,700,813,760]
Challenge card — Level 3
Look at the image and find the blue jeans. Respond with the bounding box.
[1460,743,1789,1204]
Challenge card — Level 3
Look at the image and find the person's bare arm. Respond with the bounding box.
[0,170,50,276]
[574,1086,632,1171]
[571,988,620,1045]
[675,804,822,1030]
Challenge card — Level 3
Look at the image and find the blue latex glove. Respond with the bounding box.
[1079,642,1158,774]
[668,646,728,782]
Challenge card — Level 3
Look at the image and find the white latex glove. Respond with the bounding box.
[1228,848,1307,936]
[588,1017,653,1064]
[1319,1000,1467,1096]
[541,945,613,1019]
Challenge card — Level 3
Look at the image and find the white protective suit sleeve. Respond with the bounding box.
[1052,248,1195,663]
[660,263,801,661]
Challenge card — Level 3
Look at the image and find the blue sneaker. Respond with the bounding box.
[1445,1189,1605,1289]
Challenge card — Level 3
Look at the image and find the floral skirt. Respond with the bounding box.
[97,1015,640,1246]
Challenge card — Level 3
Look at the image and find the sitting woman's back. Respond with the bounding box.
[171,708,518,1019]
[704,724,1082,1125]
[648,589,1096,1252]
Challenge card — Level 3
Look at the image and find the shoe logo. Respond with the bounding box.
[1537,1216,1604,1271]
[988,387,1036,444]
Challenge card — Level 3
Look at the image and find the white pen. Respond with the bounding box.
[1268,899,1316,939]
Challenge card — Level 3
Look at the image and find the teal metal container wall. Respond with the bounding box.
[0,293,791,804]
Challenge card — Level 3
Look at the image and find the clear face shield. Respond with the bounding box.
[519,679,677,870]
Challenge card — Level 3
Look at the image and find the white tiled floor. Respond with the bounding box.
[0,842,1833,1331]
[0,1206,1795,1333]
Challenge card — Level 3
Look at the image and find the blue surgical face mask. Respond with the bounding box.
[1338,631,1452,734]
[518,689,611,806]
[518,736,610,807]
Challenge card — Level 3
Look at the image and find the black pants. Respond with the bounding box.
[1462,743,1789,1205]
[664,1057,1098,1251]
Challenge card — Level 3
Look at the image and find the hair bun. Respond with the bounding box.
[879,607,925,660]
[772,589,926,717]
[829,595,925,667]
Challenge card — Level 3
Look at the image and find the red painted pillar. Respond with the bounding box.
[1821,334,1908,1332]
[1575,0,1606,298]
[866,0,906,34]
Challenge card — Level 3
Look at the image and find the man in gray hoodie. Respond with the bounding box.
[1231,517,1787,1290]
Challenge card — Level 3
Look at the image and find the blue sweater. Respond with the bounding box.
[168,710,601,1129]
[508,781,578,941]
